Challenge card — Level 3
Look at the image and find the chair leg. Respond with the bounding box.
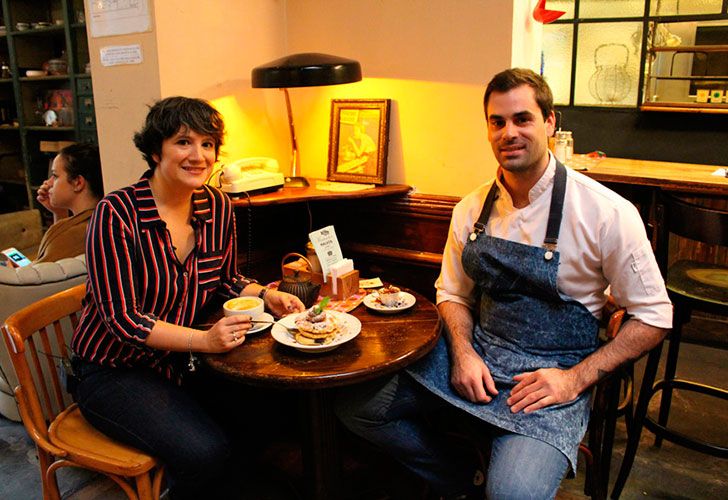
[610,346,662,499]
[598,374,623,500]
[655,322,683,448]
[135,472,154,500]
[37,449,61,500]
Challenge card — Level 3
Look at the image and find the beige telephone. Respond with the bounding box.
[208,157,284,194]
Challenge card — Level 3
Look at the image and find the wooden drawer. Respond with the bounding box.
[79,95,94,113]
[76,78,93,96]
[79,111,96,130]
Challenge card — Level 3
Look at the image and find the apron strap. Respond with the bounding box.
[543,161,567,251]
[471,161,568,254]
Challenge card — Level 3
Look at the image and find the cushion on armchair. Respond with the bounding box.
[0,209,43,257]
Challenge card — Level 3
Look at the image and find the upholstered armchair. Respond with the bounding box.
[0,254,87,421]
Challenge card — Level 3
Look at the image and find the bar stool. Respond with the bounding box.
[611,192,728,499]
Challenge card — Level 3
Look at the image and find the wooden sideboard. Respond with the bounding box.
[233,163,727,303]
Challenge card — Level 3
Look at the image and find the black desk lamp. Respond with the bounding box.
[252,53,362,187]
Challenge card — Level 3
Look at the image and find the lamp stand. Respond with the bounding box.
[281,88,309,187]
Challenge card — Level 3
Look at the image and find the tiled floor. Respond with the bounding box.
[2,341,726,499]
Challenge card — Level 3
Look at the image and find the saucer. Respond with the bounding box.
[363,291,416,314]
[247,312,274,335]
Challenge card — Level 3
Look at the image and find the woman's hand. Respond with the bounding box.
[203,315,253,352]
[36,179,69,219]
[264,289,305,317]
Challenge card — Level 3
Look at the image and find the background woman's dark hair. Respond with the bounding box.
[59,143,104,199]
[133,96,225,170]
[483,68,554,121]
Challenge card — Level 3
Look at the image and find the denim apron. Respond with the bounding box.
[409,162,599,471]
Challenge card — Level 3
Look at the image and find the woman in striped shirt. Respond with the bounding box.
[71,96,304,499]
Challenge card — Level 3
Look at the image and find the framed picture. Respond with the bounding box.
[327,99,390,184]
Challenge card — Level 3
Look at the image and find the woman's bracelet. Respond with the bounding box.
[258,286,270,300]
[187,330,197,372]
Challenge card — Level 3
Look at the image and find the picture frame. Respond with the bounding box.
[327,99,390,185]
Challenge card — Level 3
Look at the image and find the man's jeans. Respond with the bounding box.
[335,373,568,499]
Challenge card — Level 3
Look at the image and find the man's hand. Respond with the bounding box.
[507,368,579,414]
[451,347,498,403]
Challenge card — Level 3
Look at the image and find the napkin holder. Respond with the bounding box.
[282,261,359,301]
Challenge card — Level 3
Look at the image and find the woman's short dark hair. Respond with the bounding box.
[133,96,225,171]
[59,143,104,199]
[483,68,554,121]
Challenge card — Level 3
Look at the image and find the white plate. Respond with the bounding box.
[363,291,416,314]
[270,310,361,353]
[247,312,274,335]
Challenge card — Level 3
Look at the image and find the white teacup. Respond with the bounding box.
[223,296,264,319]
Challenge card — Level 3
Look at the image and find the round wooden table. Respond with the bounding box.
[202,288,441,500]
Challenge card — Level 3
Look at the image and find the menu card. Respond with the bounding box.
[309,226,344,281]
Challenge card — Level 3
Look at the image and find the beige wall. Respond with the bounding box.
[284,0,515,195]
[89,0,537,196]
[88,0,288,192]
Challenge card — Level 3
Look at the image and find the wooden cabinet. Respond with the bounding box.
[0,0,97,215]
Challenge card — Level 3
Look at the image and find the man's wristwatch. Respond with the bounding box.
[258,287,270,299]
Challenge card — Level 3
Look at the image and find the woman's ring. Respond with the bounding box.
[232,332,239,341]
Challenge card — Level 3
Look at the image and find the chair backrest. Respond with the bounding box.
[1,284,85,446]
[656,192,728,272]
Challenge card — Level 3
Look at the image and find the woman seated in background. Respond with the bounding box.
[70,96,304,499]
[34,143,103,263]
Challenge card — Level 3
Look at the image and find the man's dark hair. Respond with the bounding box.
[483,68,554,121]
[133,96,225,171]
[59,143,104,199]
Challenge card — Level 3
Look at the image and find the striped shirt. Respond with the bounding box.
[71,172,255,379]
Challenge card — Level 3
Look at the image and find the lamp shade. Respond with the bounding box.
[251,53,362,88]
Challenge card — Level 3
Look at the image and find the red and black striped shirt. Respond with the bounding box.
[71,173,254,379]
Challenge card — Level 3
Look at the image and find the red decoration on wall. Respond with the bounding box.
[533,0,565,24]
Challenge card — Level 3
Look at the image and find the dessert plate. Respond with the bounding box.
[271,311,361,353]
[247,312,274,335]
[363,291,416,314]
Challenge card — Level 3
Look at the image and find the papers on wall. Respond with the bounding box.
[100,45,143,67]
[87,0,151,38]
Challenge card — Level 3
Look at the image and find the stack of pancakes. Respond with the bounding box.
[294,307,338,345]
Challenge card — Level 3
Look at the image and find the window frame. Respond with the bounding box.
[547,0,728,109]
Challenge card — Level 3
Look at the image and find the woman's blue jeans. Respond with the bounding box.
[335,373,569,499]
[73,359,250,499]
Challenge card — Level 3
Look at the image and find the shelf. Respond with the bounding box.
[640,102,728,114]
[648,75,728,81]
[19,75,70,82]
[0,178,26,186]
[0,125,20,131]
[650,44,728,53]
[24,126,75,131]
[231,182,412,207]
[10,26,65,37]
[0,78,12,83]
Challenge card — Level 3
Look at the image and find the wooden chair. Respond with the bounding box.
[1,284,164,500]
[611,193,728,499]
[579,296,631,500]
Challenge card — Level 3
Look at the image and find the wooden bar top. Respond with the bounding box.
[575,155,728,195]
[229,180,411,207]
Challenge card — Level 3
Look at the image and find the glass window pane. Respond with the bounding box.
[574,22,643,106]
[650,0,723,16]
[545,0,575,20]
[542,24,574,105]
[580,0,645,18]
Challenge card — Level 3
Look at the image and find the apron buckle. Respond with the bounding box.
[543,241,557,261]
[470,222,486,241]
